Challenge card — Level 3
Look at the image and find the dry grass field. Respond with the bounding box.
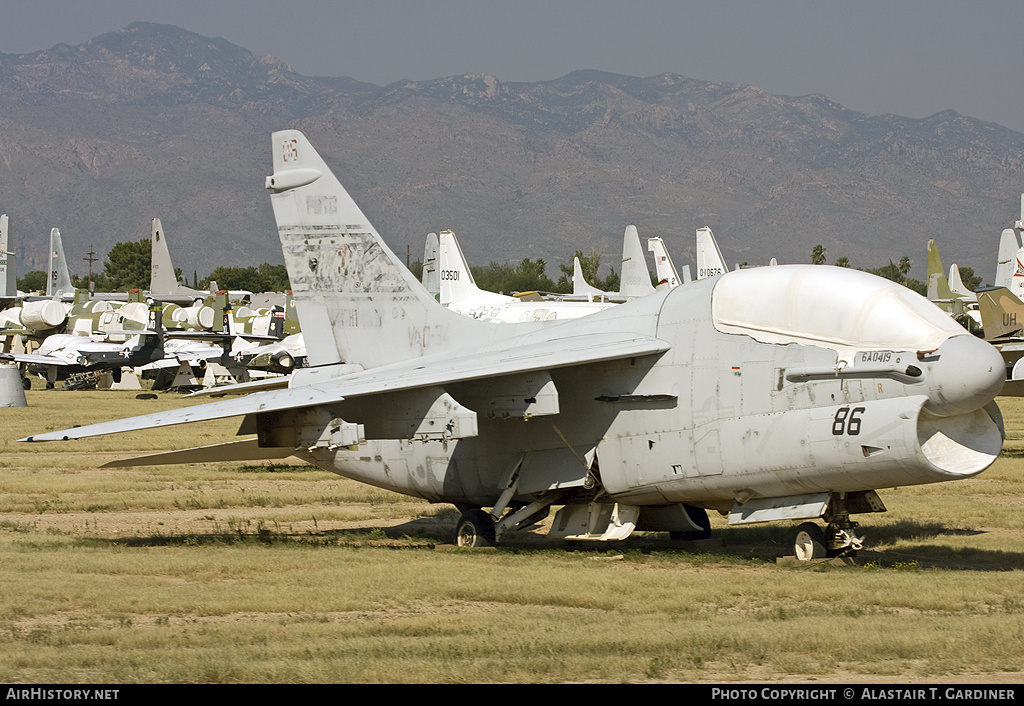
[1,386,1023,684]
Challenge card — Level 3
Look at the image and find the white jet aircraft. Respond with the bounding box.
[437,229,615,322]
[22,130,1007,562]
[569,226,656,301]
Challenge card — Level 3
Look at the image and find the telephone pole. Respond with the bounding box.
[83,245,99,294]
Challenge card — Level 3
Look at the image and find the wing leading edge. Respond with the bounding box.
[21,330,669,443]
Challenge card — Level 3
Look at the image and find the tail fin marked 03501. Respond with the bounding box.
[265,130,494,369]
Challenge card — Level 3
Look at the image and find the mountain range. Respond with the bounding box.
[1,22,1022,284]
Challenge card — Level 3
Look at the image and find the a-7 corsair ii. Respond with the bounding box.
[22,130,1006,561]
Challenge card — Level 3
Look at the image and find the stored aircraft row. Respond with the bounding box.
[21,130,1008,563]
[0,217,303,389]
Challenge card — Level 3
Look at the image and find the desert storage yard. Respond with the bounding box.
[1,387,1023,684]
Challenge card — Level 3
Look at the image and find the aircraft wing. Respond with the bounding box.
[21,330,669,442]
[0,352,70,366]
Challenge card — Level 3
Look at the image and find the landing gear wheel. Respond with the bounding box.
[455,509,496,548]
[794,522,828,561]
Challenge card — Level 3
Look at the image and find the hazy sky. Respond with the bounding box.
[3,0,1024,133]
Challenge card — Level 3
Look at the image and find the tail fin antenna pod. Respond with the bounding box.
[265,130,485,369]
[619,226,655,298]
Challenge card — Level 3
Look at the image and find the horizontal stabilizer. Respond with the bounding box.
[101,438,297,468]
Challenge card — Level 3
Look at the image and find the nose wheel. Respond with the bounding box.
[793,519,864,562]
[794,522,827,561]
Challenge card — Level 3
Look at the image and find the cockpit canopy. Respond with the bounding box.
[712,265,966,356]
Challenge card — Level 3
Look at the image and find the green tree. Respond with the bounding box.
[956,266,982,292]
[203,263,291,293]
[16,270,47,293]
[102,239,151,291]
[472,258,556,294]
[811,245,826,265]
[898,256,912,277]
[864,258,927,296]
[556,249,602,292]
[834,256,850,268]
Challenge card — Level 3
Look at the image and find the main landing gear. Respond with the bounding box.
[455,509,496,548]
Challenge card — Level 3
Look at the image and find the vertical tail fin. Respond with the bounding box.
[0,215,15,298]
[150,218,178,294]
[647,237,681,288]
[572,256,606,297]
[437,230,510,308]
[47,228,73,298]
[422,232,439,300]
[977,287,1024,340]
[926,240,957,301]
[696,227,728,279]
[265,130,488,368]
[996,228,1020,289]
[947,264,977,301]
[619,226,655,298]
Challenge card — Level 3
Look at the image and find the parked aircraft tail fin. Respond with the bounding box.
[619,226,655,298]
[422,232,439,300]
[696,227,728,279]
[150,218,178,294]
[47,228,73,298]
[926,240,957,301]
[977,287,1024,341]
[996,228,1020,289]
[572,256,606,297]
[948,264,977,302]
[265,130,489,368]
[437,229,511,308]
[647,237,681,289]
[0,215,15,298]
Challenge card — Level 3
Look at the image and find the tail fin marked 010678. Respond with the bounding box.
[265,130,493,369]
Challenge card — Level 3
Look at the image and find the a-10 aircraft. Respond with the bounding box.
[23,130,1007,561]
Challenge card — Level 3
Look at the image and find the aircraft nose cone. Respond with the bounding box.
[923,335,1005,417]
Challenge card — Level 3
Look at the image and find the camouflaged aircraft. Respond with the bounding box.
[22,130,1007,561]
